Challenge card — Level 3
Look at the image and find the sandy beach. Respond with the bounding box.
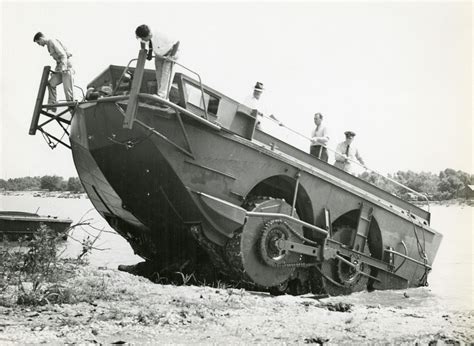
[0,266,472,344]
[1,192,472,343]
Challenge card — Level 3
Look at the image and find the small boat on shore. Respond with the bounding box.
[0,211,72,241]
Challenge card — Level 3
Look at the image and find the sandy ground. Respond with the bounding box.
[0,266,472,344]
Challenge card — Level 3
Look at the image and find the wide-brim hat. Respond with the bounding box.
[254,82,264,91]
[344,131,356,137]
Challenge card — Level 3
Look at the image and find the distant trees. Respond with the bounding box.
[0,176,41,191]
[0,169,471,201]
[0,176,84,193]
[40,175,64,191]
[66,177,83,192]
[359,168,473,201]
[437,169,470,200]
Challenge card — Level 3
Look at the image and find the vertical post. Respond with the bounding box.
[29,66,51,135]
[123,49,147,129]
[291,172,301,217]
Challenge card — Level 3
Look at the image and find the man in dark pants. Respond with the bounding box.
[310,113,329,162]
[135,24,180,100]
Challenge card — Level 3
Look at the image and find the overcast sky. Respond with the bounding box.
[0,1,472,179]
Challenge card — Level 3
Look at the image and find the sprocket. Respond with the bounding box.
[224,197,303,288]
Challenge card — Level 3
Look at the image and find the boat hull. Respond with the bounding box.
[69,99,442,292]
[0,211,72,241]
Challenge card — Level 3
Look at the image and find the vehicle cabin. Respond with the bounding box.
[87,65,258,140]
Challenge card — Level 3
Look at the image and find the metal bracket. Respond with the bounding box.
[276,239,320,257]
[123,49,147,129]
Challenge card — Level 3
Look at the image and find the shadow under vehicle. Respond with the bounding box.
[28,49,442,296]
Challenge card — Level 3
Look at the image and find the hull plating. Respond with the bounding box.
[70,100,442,290]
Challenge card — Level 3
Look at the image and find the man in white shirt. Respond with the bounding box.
[33,32,74,111]
[310,112,330,162]
[135,24,180,99]
[243,81,265,129]
[243,82,282,130]
[334,131,366,174]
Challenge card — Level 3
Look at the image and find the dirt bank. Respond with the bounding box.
[0,266,472,344]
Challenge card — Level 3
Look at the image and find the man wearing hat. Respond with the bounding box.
[243,82,282,130]
[243,82,265,129]
[334,131,366,173]
[243,82,264,109]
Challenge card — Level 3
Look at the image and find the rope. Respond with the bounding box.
[107,128,154,149]
[408,212,430,286]
[393,240,408,273]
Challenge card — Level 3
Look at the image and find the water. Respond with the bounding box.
[425,203,473,310]
[0,193,141,269]
[1,193,472,310]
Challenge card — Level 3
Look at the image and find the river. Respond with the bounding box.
[1,193,472,310]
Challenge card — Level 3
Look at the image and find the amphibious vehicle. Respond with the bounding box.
[29,49,442,295]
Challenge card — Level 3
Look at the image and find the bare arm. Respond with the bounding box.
[355,149,365,166]
[311,127,329,146]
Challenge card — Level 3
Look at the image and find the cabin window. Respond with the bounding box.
[183,81,219,116]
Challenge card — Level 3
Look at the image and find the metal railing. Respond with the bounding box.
[112,57,138,95]
[114,53,209,120]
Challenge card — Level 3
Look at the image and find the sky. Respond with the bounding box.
[0,1,472,179]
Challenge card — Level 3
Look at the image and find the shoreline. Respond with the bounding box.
[1,193,472,343]
[0,266,472,344]
[2,190,472,207]
[0,190,88,199]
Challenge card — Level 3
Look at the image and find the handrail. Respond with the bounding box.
[259,113,430,210]
[113,54,210,120]
[137,93,221,131]
[384,247,432,270]
[158,54,209,120]
[112,58,138,95]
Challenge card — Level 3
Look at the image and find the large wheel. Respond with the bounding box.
[320,225,371,296]
[225,198,303,288]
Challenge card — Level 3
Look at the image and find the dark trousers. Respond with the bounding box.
[310,145,328,162]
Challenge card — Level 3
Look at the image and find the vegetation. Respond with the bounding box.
[0,170,472,201]
[0,223,103,306]
[358,168,473,201]
[0,176,84,193]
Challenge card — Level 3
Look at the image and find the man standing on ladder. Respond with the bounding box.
[135,24,180,100]
[33,32,74,112]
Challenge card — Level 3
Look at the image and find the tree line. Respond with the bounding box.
[358,168,472,201]
[0,176,84,193]
[1,169,472,200]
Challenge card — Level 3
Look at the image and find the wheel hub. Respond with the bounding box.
[337,254,365,286]
[225,198,303,288]
[260,219,296,266]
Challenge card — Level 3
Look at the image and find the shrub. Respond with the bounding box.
[0,223,95,306]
